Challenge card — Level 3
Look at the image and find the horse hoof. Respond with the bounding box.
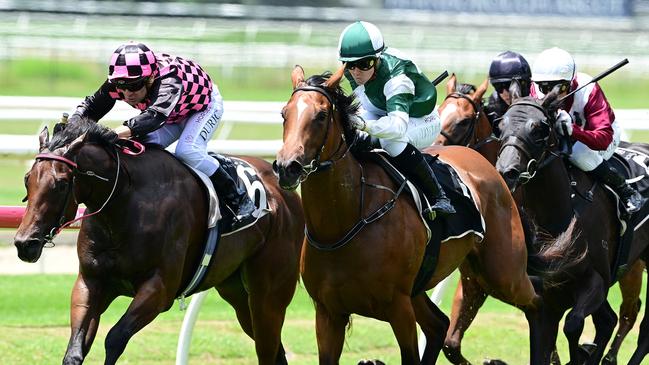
[358,360,386,365]
[483,359,508,365]
[602,353,617,365]
[578,342,598,359]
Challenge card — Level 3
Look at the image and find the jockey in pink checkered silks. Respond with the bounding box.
[69,42,255,221]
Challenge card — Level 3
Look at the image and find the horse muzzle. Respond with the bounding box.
[272,159,304,191]
[14,236,45,263]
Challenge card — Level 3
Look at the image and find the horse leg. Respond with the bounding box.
[529,307,562,365]
[314,303,349,365]
[627,266,649,365]
[603,259,644,365]
[62,274,116,365]
[443,274,487,365]
[387,295,420,364]
[562,274,608,365]
[412,293,450,364]
[216,271,289,365]
[586,300,617,365]
[103,274,169,365]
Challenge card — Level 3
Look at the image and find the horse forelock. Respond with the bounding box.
[456,83,477,95]
[305,72,359,144]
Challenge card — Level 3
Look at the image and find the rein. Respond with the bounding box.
[288,85,405,251]
[34,139,139,246]
[440,92,498,149]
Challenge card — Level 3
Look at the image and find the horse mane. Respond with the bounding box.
[305,72,360,145]
[48,117,117,151]
[456,83,476,95]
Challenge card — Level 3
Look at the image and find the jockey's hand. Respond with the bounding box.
[555,109,573,136]
[349,115,368,131]
[113,125,132,139]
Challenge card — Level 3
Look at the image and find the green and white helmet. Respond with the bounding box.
[338,21,384,62]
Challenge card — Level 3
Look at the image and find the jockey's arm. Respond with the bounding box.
[123,75,183,138]
[362,81,414,140]
[570,84,615,151]
[70,80,116,122]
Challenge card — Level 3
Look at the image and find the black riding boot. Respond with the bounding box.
[210,166,256,221]
[393,144,456,218]
[591,160,645,214]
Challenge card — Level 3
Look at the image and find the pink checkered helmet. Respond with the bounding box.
[108,42,157,81]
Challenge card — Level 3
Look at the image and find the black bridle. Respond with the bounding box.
[497,100,564,187]
[278,84,406,251]
[274,85,350,183]
[440,92,498,149]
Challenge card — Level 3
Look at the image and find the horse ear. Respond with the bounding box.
[65,133,87,156]
[324,65,345,89]
[291,65,305,89]
[509,80,522,102]
[38,126,50,152]
[473,78,489,103]
[541,86,563,114]
[446,73,457,95]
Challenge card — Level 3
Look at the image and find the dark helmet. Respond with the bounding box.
[489,51,531,84]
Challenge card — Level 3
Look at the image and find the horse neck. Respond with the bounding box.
[474,113,499,165]
[300,146,364,243]
[521,157,575,235]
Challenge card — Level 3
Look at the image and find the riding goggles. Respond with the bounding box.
[111,77,147,92]
[493,81,510,93]
[345,57,377,71]
[537,81,569,95]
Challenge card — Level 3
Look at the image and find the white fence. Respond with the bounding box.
[1,96,647,156]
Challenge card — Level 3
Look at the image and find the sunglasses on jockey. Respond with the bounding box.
[344,57,378,71]
[537,80,570,95]
[110,77,147,92]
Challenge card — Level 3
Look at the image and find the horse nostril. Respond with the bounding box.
[502,169,520,183]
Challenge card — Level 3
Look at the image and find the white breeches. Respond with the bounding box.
[569,120,621,171]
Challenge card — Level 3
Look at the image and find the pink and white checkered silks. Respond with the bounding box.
[108,42,157,80]
[108,53,214,123]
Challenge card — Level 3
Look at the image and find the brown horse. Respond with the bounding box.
[437,76,646,365]
[435,74,499,164]
[14,119,304,365]
[273,66,575,364]
[496,92,649,365]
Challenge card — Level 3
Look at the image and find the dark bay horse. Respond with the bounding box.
[496,92,649,365]
[14,120,304,365]
[437,76,646,365]
[274,66,575,364]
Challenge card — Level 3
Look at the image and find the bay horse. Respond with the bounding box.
[436,75,646,365]
[496,91,649,365]
[435,74,498,164]
[274,66,575,364]
[13,119,304,365]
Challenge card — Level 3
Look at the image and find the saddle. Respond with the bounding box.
[360,151,485,296]
[567,141,649,281]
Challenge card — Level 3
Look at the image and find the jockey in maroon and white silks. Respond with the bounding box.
[69,42,255,222]
[532,72,620,171]
[532,47,643,213]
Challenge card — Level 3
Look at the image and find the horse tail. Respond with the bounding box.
[525,214,587,289]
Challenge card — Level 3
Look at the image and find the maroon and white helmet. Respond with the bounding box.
[108,42,157,81]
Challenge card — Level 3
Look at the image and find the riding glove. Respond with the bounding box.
[555,109,573,136]
[349,115,368,131]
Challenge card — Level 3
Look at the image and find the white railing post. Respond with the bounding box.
[175,291,209,365]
